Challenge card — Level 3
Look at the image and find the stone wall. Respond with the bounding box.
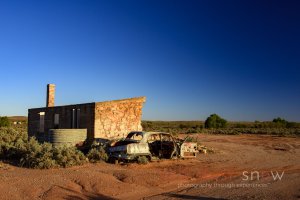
[28,97,146,141]
[94,97,146,139]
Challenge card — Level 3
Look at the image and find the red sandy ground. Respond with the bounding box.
[0,134,299,200]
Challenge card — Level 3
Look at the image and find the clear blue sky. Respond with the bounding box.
[0,0,299,121]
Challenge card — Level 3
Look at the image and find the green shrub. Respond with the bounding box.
[137,156,148,164]
[185,136,200,143]
[1,127,87,169]
[142,121,204,135]
[53,146,86,168]
[200,128,300,136]
[20,139,57,169]
[272,117,288,128]
[0,116,10,127]
[20,142,87,169]
[205,114,227,129]
[273,117,287,124]
[234,123,247,128]
[286,122,299,128]
[142,120,300,134]
[179,124,189,129]
[87,146,108,163]
[0,127,27,159]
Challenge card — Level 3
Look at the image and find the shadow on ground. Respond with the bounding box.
[145,192,228,200]
[64,194,115,200]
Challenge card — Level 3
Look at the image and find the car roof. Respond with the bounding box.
[129,131,171,136]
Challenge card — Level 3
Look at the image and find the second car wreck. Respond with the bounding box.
[107,131,198,163]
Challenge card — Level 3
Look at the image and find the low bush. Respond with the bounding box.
[87,146,108,163]
[201,128,300,136]
[142,121,203,135]
[1,127,86,169]
[20,140,86,169]
[185,136,200,143]
[137,156,148,164]
[0,116,10,127]
[53,146,87,168]
[142,120,300,136]
[0,127,27,159]
[20,139,57,169]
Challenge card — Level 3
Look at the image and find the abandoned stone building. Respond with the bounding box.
[28,84,146,143]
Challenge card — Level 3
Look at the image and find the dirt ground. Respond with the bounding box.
[0,134,299,200]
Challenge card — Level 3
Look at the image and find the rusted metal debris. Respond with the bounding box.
[107,131,199,163]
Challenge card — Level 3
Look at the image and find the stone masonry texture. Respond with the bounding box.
[28,97,146,141]
[46,84,55,107]
[94,97,146,139]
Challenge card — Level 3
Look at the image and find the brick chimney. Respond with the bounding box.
[46,84,55,107]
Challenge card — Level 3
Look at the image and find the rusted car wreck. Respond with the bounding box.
[108,131,198,163]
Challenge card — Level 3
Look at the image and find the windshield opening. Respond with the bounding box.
[126,132,144,141]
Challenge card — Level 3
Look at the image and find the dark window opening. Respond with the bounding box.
[39,112,45,133]
[71,109,80,128]
[54,114,59,129]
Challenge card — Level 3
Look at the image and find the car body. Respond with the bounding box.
[108,131,198,162]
